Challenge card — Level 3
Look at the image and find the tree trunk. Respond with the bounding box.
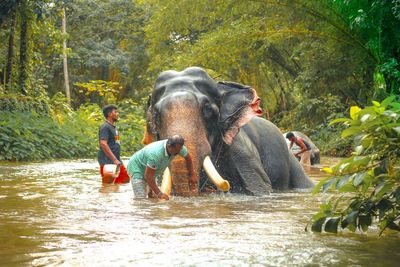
[62,7,71,106]
[273,72,287,111]
[18,0,29,95]
[5,7,17,90]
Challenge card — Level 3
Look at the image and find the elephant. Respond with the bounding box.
[283,131,321,165]
[142,66,314,196]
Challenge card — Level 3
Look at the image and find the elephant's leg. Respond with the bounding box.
[288,153,315,189]
[225,132,272,195]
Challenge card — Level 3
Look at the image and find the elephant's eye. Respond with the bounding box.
[202,102,218,119]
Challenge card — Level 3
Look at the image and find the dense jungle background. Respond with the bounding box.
[0,0,399,160]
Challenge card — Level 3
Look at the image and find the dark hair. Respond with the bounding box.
[102,104,118,118]
[286,132,295,139]
[167,135,185,147]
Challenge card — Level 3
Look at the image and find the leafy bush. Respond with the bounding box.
[49,92,74,123]
[0,94,50,116]
[309,96,400,235]
[278,94,347,131]
[74,80,120,106]
[309,124,353,157]
[117,98,147,155]
[0,96,147,161]
[0,111,97,161]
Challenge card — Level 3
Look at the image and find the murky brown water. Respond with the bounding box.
[0,157,399,266]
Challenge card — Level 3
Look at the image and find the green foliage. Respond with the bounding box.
[74,80,120,105]
[309,125,353,157]
[278,94,353,156]
[0,95,147,161]
[0,110,97,161]
[332,0,400,94]
[63,0,150,100]
[0,94,50,116]
[279,94,347,130]
[49,92,73,123]
[309,97,400,235]
[1,0,399,161]
[117,98,147,155]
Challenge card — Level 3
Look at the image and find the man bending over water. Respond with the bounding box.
[126,135,197,200]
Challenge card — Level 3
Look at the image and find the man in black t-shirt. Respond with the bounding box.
[98,104,130,183]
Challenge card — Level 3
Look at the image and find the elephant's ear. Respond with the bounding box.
[217,81,262,145]
[141,95,157,144]
[142,124,154,144]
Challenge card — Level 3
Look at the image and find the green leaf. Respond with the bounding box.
[394,187,400,205]
[358,215,372,232]
[353,172,367,186]
[338,183,356,193]
[312,211,327,221]
[372,101,380,107]
[341,126,362,138]
[352,156,371,169]
[329,117,351,125]
[344,211,359,224]
[375,182,393,199]
[324,217,340,233]
[311,217,326,233]
[376,198,392,219]
[361,135,373,147]
[312,178,326,194]
[380,96,395,107]
[387,221,400,231]
[389,102,400,110]
[336,175,351,190]
[322,178,337,192]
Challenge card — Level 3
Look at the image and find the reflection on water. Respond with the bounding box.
[0,157,399,266]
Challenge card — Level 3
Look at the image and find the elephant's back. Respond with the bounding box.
[241,117,291,186]
[243,117,288,152]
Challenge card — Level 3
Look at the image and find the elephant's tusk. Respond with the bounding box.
[160,167,172,196]
[203,156,230,192]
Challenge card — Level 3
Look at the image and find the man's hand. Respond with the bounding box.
[113,159,122,166]
[157,192,169,200]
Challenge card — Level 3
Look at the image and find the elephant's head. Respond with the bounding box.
[143,67,262,196]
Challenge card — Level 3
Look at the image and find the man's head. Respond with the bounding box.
[102,104,119,122]
[286,132,295,142]
[166,135,185,155]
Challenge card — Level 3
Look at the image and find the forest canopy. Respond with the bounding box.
[0,0,399,158]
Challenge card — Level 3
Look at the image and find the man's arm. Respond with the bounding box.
[144,166,169,200]
[294,138,307,157]
[289,141,294,149]
[185,152,198,190]
[100,139,122,165]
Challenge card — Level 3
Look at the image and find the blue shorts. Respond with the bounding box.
[131,178,149,198]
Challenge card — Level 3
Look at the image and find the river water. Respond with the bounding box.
[0,157,399,266]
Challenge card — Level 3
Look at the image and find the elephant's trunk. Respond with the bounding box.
[159,97,211,196]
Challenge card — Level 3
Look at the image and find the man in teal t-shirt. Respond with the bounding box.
[127,135,196,200]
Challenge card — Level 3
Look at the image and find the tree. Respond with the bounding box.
[331,0,400,95]
[18,0,31,95]
[61,6,71,106]
[142,0,377,125]
[4,1,18,90]
[60,0,150,104]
